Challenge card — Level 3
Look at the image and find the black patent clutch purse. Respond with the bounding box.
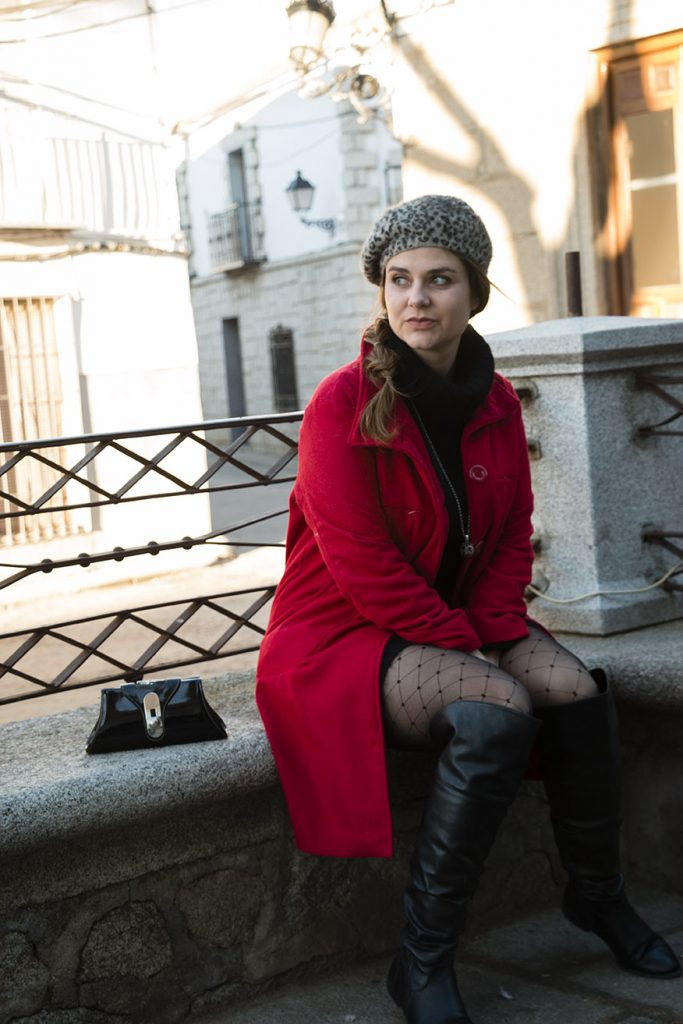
[86,677,227,754]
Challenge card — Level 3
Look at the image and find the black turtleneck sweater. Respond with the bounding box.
[385,325,494,598]
[380,325,495,677]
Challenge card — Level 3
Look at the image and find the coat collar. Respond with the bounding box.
[347,332,517,454]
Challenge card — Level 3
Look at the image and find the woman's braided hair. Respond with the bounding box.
[360,260,490,444]
[360,306,400,445]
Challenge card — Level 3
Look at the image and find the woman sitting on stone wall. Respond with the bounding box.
[255,193,681,1024]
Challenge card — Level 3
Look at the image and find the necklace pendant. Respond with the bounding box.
[460,538,476,558]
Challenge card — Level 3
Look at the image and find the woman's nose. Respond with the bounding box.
[408,285,429,307]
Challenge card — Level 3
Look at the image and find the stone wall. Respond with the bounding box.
[0,675,560,1024]
[2,632,683,1023]
[0,768,558,1024]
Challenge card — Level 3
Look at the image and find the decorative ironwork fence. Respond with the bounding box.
[0,413,302,705]
[3,372,680,706]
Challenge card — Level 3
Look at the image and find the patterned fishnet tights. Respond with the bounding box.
[381,625,598,750]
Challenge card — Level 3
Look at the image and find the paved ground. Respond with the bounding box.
[195,886,683,1024]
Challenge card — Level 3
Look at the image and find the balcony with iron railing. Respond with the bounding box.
[207,200,265,271]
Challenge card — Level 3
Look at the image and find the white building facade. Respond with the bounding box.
[181,87,403,427]
[0,3,212,597]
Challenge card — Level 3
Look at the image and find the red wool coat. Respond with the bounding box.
[256,337,534,858]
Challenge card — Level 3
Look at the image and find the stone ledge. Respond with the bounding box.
[489,315,683,374]
[0,671,275,858]
[1,626,682,1023]
[1,621,681,859]
[551,619,683,712]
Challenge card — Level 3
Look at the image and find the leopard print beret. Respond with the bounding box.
[361,193,492,285]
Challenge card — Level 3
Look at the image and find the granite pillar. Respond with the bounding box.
[488,316,683,635]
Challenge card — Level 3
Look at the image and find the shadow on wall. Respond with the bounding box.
[394,0,635,320]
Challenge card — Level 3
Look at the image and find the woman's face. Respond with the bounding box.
[383,247,474,376]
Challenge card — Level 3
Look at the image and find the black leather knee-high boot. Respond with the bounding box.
[387,701,540,1024]
[537,672,681,979]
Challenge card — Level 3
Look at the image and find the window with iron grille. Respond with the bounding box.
[0,297,75,543]
[269,325,299,412]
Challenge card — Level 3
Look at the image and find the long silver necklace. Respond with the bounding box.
[410,403,475,558]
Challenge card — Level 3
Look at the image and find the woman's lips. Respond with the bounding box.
[406,318,436,329]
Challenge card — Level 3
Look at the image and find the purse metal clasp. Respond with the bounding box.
[143,691,164,740]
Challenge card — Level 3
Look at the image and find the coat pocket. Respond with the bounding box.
[381,502,433,561]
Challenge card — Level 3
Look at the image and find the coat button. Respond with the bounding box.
[469,464,488,482]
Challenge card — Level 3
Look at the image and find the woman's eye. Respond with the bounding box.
[391,275,408,285]
[432,275,449,285]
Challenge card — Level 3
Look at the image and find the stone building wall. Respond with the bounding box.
[191,244,377,427]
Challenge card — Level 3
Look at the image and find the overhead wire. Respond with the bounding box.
[0,0,217,42]
[0,241,187,260]
[256,108,356,131]
[0,1,90,22]
[261,126,340,168]
[0,66,165,118]
[0,0,87,17]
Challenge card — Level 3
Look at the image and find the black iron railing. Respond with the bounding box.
[208,201,265,270]
[3,372,680,706]
[0,413,301,705]
[642,531,683,593]
[636,373,683,590]
[636,373,683,437]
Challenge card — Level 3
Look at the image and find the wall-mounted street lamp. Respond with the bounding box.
[286,171,336,235]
